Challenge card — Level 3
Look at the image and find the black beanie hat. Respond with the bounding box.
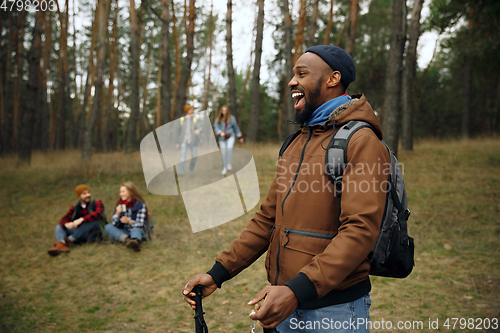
[305,45,356,89]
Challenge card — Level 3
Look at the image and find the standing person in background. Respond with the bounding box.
[213,105,244,175]
[105,182,148,252]
[176,105,201,176]
[48,185,104,256]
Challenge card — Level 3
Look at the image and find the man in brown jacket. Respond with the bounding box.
[183,45,390,332]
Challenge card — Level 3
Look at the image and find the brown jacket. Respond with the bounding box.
[208,94,390,309]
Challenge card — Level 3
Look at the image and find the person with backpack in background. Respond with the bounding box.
[175,104,201,176]
[48,185,104,256]
[213,105,243,175]
[104,182,149,252]
[183,45,394,332]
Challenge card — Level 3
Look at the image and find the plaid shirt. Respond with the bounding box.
[111,201,147,230]
[59,200,104,228]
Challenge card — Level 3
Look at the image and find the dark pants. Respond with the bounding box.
[56,221,102,244]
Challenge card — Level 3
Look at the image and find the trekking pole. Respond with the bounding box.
[263,328,278,333]
[191,285,209,333]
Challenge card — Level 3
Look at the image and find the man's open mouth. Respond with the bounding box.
[292,92,305,110]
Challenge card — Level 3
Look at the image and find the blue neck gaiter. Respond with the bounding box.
[305,94,351,126]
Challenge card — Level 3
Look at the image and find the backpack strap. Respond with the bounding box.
[279,130,301,159]
[325,120,374,226]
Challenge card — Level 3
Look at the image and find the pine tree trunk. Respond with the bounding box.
[345,0,360,56]
[108,0,119,149]
[462,62,472,138]
[283,0,295,136]
[125,0,141,153]
[0,12,5,155]
[170,0,181,120]
[293,0,306,64]
[1,13,15,155]
[173,0,195,119]
[11,9,27,153]
[83,0,108,159]
[323,0,334,45]
[247,0,264,142]
[306,0,319,48]
[382,0,406,156]
[202,1,213,111]
[55,0,71,150]
[99,0,113,152]
[78,6,99,149]
[160,0,171,125]
[19,11,43,164]
[226,0,238,119]
[402,0,424,151]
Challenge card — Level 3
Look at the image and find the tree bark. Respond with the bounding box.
[19,11,43,164]
[170,0,181,120]
[247,0,264,142]
[160,0,171,125]
[55,0,71,150]
[226,0,238,119]
[125,0,141,153]
[283,0,295,136]
[381,0,406,156]
[103,0,118,151]
[293,0,306,64]
[11,9,27,152]
[402,0,424,151]
[2,13,16,155]
[306,0,319,48]
[461,62,472,138]
[323,0,334,45]
[173,0,195,119]
[83,0,108,159]
[345,0,360,56]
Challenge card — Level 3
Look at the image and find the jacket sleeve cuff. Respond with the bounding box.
[207,261,232,288]
[284,272,318,306]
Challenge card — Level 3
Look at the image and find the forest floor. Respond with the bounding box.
[0,138,499,332]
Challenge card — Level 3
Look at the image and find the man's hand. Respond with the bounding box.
[64,222,75,229]
[175,143,180,150]
[194,129,200,135]
[248,286,298,329]
[182,274,218,310]
[73,218,84,227]
[219,132,225,137]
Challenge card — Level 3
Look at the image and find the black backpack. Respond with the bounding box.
[279,120,414,278]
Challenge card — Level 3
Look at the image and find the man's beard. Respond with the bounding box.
[294,80,322,125]
[294,100,316,125]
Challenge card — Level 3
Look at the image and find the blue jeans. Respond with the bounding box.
[104,224,146,242]
[276,294,371,333]
[55,221,101,243]
[219,135,235,168]
[179,142,198,173]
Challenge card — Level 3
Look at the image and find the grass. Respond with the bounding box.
[0,139,499,332]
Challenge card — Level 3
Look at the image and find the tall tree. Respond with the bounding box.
[83,0,108,159]
[306,0,319,48]
[55,0,71,150]
[160,0,171,124]
[170,0,181,119]
[283,0,295,136]
[202,0,214,111]
[11,9,27,152]
[323,0,334,45]
[247,0,264,142]
[293,0,306,64]
[401,0,424,151]
[126,0,141,153]
[19,11,43,164]
[174,0,195,118]
[226,0,238,119]
[345,0,360,55]
[382,0,406,156]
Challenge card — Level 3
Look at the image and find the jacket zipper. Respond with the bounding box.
[274,129,313,286]
[284,228,336,243]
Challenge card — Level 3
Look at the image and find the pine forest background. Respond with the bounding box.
[1,0,499,163]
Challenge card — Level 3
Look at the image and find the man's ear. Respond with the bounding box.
[326,71,341,88]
